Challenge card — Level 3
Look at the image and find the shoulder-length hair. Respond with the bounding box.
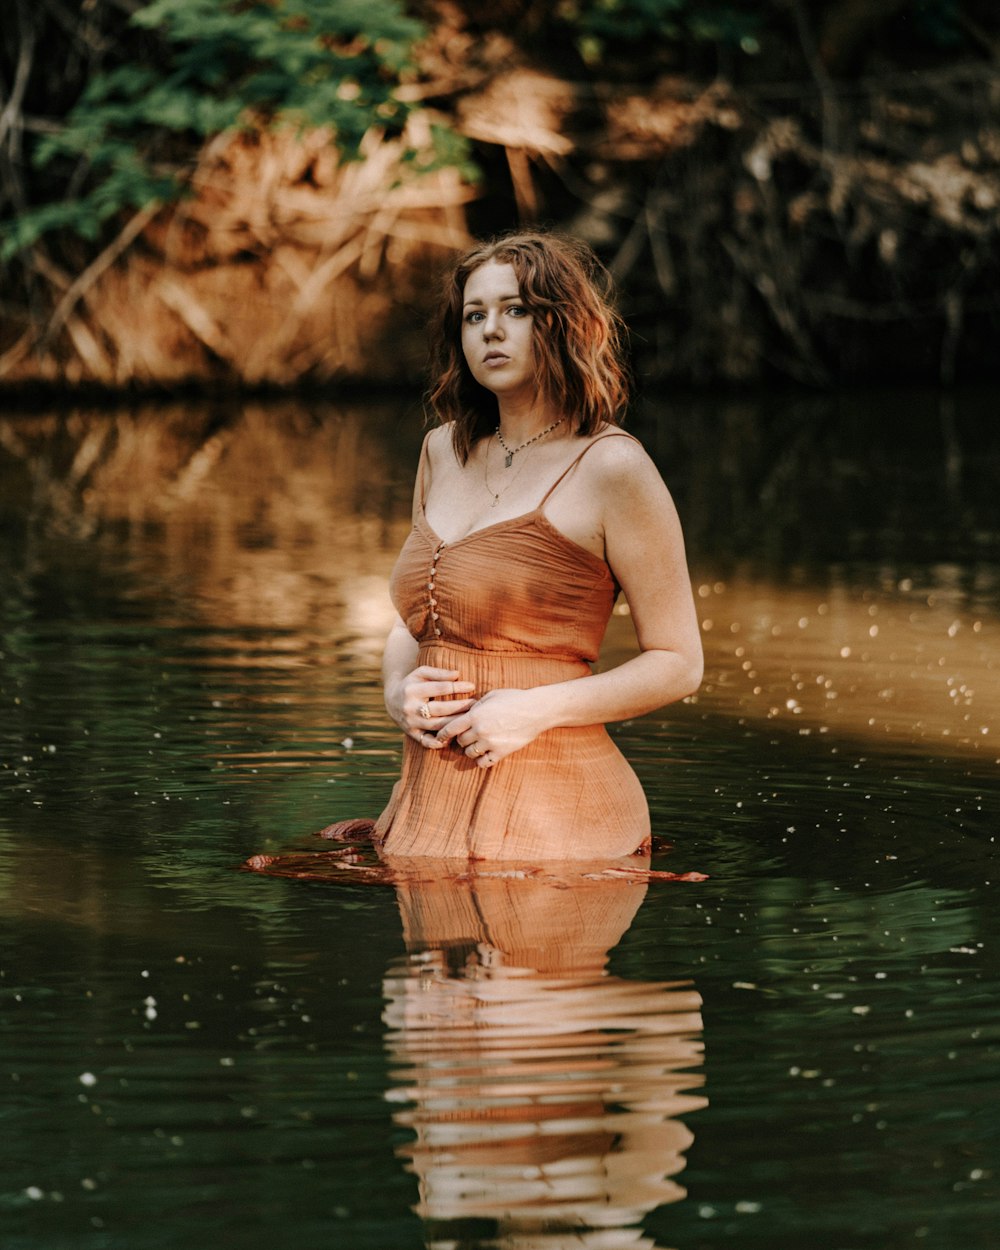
[426,231,630,464]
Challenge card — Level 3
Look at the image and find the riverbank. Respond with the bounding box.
[2,4,998,392]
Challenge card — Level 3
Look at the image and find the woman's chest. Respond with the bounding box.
[390,521,614,646]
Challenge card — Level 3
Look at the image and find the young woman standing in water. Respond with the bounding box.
[372,231,703,861]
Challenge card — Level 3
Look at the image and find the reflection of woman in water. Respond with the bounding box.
[383,871,706,1248]
[375,232,702,861]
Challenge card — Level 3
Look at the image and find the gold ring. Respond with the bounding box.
[418,703,431,719]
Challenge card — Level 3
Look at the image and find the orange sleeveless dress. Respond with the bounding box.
[375,432,651,861]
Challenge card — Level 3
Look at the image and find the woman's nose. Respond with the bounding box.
[483,311,504,338]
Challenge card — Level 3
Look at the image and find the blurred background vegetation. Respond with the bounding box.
[1,0,999,390]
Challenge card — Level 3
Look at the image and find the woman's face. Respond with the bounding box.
[460,261,536,406]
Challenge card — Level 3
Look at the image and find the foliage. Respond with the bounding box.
[553,0,762,64]
[1,0,430,260]
[544,0,987,68]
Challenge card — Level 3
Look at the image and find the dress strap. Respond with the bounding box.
[537,431,641,509]
[413,431,433,517]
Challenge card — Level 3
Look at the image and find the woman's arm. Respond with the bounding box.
[436,438,703,764]
[536,435,703,722]
[382,613,421,728]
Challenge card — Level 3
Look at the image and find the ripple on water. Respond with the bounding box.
[2,400,999,1248]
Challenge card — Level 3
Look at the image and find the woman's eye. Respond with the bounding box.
[464,311,484,324]
[506,304,527,317]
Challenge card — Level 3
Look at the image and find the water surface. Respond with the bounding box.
[1,392,998,1249]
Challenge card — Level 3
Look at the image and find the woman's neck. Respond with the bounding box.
[495,396,563,445]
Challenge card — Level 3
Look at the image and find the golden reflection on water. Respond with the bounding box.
[2,401,409,644]
[383,873,704,1249]
[604,572,999,760]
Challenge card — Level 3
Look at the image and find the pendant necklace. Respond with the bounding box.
[483,417,565,506]
[496,416,566,468]
[483,436,529,507]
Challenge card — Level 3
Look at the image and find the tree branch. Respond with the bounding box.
[0,1,36,154]
[38,199,161,349]
[789,0,840,154]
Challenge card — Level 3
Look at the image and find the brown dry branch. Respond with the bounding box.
[596,81,738,161]
[0,235,146,384]
[61,314,115,381]
[40,200,162,349]
[3,114,475,387]
[457,68,575,220]
[0,4,35,154]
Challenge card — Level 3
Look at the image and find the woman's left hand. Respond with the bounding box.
[434,688,547,768]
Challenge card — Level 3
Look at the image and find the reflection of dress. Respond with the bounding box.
[383,873,706,1248]
[376,433,650,860]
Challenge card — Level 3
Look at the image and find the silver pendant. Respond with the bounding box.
[504,451,513,468]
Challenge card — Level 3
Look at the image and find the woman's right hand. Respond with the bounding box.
[386,666,476,749]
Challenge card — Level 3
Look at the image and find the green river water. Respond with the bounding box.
[1,388,998,1249]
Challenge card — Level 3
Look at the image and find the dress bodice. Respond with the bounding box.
[390,508,617,663]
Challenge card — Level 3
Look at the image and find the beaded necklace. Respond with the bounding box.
[483,418,565,507]
[496,417,566,468]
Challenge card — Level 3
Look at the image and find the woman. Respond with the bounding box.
[374,231,703,861]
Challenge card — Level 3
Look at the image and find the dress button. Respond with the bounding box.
[434,628,442,637]
[429,598,437,608]
[431,611,439,620]
[427,581,434,590]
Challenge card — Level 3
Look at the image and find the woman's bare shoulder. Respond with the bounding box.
[583,429,664,492]
[424,422,455,465]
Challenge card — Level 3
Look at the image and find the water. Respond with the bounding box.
[1,391,999,1249]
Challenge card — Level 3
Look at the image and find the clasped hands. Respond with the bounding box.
[388,665,545,768]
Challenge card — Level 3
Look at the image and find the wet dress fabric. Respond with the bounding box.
[374,431,651,861]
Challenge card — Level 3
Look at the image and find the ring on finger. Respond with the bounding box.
[418,703,431,719]
[471,744,486,757]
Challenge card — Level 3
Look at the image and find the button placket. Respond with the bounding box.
[428,541,445,637]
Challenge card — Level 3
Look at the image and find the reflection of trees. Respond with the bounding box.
[5,391,997,589]
[639,388,997,570]
[382,873,706,1249]
[605,564,999,758]
[0,400,418,632]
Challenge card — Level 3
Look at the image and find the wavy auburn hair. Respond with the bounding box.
[426,231,630,464]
